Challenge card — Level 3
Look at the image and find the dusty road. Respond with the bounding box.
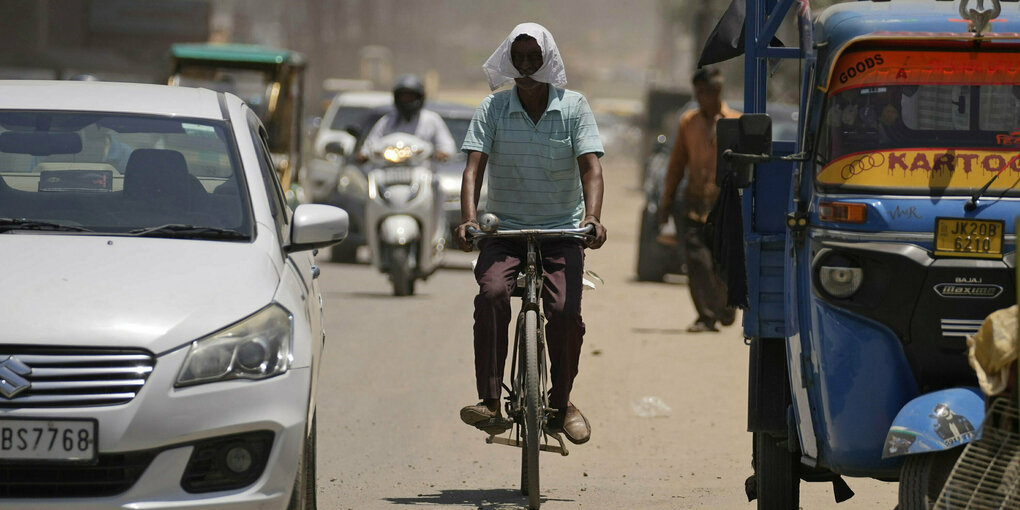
[311,155,899,509]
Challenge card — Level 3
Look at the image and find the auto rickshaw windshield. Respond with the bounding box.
[816,47,1020,195]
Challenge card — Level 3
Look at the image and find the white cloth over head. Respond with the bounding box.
[482,22,567,91]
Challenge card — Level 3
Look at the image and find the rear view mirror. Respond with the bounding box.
[716,113,772,188]
[0,131,82,156]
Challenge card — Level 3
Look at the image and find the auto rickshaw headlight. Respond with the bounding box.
[818,263,864,298]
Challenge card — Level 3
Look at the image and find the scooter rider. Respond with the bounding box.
[357,74,456,163]
[454,22,607,445]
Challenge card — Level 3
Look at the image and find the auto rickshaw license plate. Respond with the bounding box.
[934,217,1004,259]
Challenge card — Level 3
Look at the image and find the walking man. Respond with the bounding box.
[659,67,738,332]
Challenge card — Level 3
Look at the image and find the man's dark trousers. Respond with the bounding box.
[684,219,730,325]
[472,237,585,410]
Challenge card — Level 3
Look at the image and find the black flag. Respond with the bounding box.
[698,0,785,68]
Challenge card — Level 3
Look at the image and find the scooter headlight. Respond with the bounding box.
[383,145,413,164]
[817,255,864,298]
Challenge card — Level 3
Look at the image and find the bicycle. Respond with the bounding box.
[467,213,595,510]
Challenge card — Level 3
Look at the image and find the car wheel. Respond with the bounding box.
[287,414,317,510]
[636,209,666,282]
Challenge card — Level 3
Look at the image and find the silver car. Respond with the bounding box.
[0,80,349,509]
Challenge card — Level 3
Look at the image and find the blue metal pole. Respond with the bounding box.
[744,0,769,114]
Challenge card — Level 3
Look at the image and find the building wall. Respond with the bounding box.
[0,0,210,82]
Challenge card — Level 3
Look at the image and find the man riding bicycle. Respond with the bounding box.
[454,22,607,445]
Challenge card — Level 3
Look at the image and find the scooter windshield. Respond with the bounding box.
[816,45,1020,195]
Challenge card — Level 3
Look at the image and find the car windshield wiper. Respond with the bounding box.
[0,217,93,233]
[966,152,1020,211]
[128,224,249,240]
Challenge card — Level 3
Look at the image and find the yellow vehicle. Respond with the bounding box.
[169,43,307,206]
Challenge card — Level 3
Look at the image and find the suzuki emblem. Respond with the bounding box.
[0,356,32,399]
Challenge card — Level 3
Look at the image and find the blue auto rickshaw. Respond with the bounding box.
[713,0,1020,507]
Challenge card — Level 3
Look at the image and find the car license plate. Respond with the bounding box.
[934,217,1005,259]
[0,418,97,462]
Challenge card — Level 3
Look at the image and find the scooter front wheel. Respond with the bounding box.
[390,245,415,296]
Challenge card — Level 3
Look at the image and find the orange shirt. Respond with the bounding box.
[662,102,741,223]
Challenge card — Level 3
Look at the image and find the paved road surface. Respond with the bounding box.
[310,155,899,509]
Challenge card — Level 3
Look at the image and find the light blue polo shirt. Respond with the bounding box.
[461,84,603,230]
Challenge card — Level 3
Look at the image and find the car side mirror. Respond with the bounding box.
[344,124,362,139]
[716,114,772,188]
[286,204,349,253]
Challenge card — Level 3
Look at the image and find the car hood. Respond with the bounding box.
[0,235,281,353]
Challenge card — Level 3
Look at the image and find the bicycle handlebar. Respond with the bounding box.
[466,224,596,243]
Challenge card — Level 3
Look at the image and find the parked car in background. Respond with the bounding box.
[637,132,686,281]
[636,101,797,281]
[0,80,349,510]
[428,100,484,236]
[306,91,390,262]
[312,90,392,159]
[306,148,367,262]
[590,97,643,161]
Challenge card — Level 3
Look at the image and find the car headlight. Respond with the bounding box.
[175,305,293,387]
[817,255,864,298]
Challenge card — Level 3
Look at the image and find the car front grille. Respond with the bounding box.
[0,348,155,407]
[0,450,157,498]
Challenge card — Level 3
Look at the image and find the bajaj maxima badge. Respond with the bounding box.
[934,281,1004,299]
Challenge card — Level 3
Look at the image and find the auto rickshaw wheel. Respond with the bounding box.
[898,448,960,510]
[755,432,799,510]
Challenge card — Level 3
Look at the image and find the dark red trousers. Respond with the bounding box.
[472,238,585,410]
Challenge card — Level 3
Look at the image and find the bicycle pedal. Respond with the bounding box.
[474,417,511,436]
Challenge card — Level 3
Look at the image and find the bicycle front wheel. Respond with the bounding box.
[520,309,541,509]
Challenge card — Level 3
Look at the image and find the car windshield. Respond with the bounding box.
[0,111,251,238]
[329,106,380,132]
[816,46,1020,195]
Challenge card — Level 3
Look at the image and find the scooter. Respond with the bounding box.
[362,132,447,296]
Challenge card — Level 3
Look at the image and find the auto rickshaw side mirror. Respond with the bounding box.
[716,113,773,188]
[345,124,362,139]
